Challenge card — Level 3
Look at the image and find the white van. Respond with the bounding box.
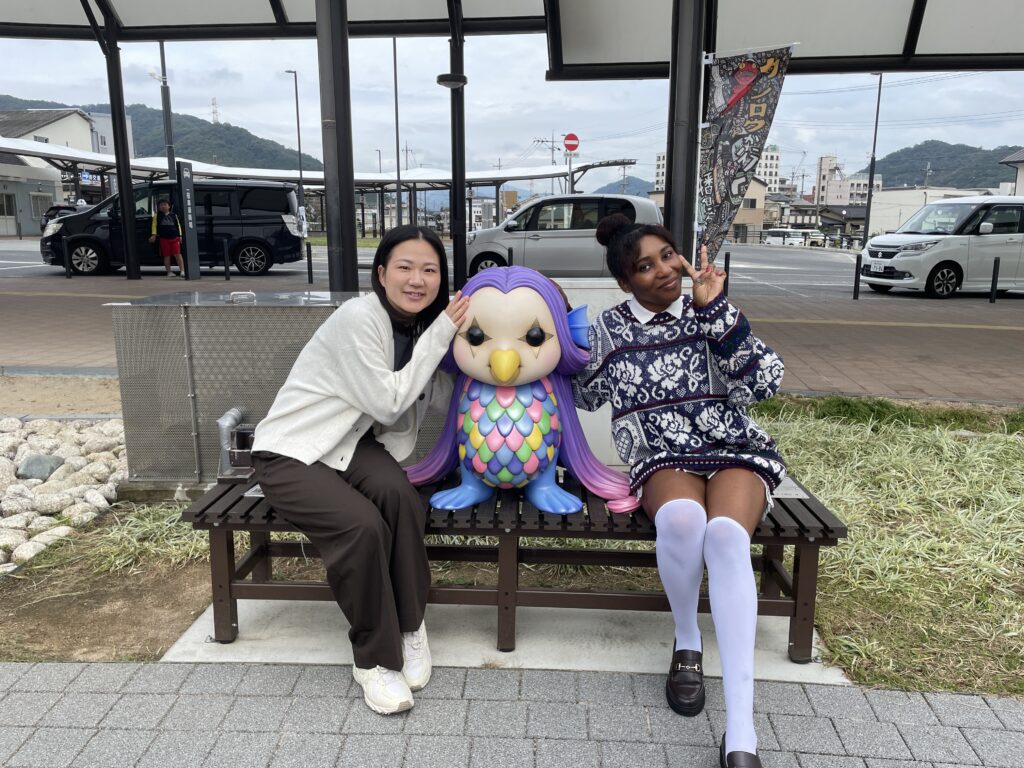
[861,196,1024,298]
[763,228,824,247]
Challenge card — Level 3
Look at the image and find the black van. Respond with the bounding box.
[40,179,303,276]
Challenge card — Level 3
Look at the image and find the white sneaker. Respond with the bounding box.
[352,665,414,714]
[401,622,432,691]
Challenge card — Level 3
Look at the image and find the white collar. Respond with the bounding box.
[629,296,684,324]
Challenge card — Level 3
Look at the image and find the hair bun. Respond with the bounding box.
[595,213,635,246]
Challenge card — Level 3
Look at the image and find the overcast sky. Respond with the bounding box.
[2,34,1023,193]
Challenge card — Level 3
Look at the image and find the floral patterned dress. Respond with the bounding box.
[572,294,786,494]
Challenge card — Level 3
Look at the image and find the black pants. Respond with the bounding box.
[252,438,430,671]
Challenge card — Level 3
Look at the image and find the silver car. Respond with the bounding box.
[465,194,663,277]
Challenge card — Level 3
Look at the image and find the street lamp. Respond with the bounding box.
[284,69,306,235]
[862,73,883,243]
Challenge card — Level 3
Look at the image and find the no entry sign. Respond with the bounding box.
[563,133,579,152]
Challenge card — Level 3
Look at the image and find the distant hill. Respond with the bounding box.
[859,140,1020,189]
[0,94,323,171]
[591,175,654,197]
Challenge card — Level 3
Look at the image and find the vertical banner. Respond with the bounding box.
[698,47,791,262]
[176,161,201,279]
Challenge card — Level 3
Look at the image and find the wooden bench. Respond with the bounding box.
[182,439,847,663]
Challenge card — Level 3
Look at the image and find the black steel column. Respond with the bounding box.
[159,41,176,182]
[861,73,883,246]
[378,186,385,235]
[494,182,502,227]
[410,183,418,225]
[664,0,707,259]
[447,0,467,289]
[315,0,358,291]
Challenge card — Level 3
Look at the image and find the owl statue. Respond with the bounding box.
[406,266,638,515]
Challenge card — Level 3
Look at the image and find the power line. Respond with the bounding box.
[782,72,982,96]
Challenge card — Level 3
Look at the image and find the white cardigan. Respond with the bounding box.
[252,292,457,471]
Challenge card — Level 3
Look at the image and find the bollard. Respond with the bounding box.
[853,253,862,300]
[222,239,231,281]
[62,235,72,279]
[507,246,514,267]
[723,251,730,297]
[306,241,314,285]
[16,221,22,241]
[990,257,1000,303]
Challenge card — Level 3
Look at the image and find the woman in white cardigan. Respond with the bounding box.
[251,225,468,715]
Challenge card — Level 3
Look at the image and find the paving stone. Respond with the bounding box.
[280,695,349,732]
[464,668,520,700]
[646,707,715,746]
[704,678,726,711]
[7,726,94,768]
[137,730,218,768]
[403,698,468,735]
[66,664,140,693]
[121,664,193,694]
[70,728,157,768]
[665,745,722,768]
[0,663,29,691]
[896,724,980,765]
[961,726,1024,768]
[469,737,535,768]
[755,681,814,715]
[39,692,119,728]
[631,673,665,707]
[832,719,912,760]
[0,727,33,764]
[587,703,651,742]
[770,714,845,755]
[465,700,528,738]
[520,670,577,702]
[291,664,352,697]
[758,751,801,768]
[600,740,668,768]
[339,734,406,768]
[100,693,176,729]
[0,691,62,727]
[864,690,939,726]
[923,692,1003,729]
[343,700,408,734]
[179,664,248,695]
[863,760,934,768]
[536,738,599,768]
[527,702,588,739]
[160,695,233,731]
[577,671,633,704]
[10,663,86,692]
[219,695,290,731]
[404,735,471,768]
[793,755,867,768]
[805,685,876,720]
[708,709,781,751]
[202,731,278,768]
[236,664,303,696]
[416,667,466,700]
[269,732,344,768]
[985,695,1024,731]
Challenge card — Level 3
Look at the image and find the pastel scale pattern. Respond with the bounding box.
[456,375,561,488]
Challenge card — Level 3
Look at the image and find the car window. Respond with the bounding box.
[134,188,154,217]
[569,201,599,230]
[980,206,1022,235]
[533,202,572,231]
[199,189,232,216]
[240,188,288,215]
[603,199,636,222]
[512,207,533,228]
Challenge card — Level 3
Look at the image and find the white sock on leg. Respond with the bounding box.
[704,516,757,755]
[654,499,707,653]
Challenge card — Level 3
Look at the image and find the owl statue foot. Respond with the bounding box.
[430,472,494,511]
[524,461,583,515]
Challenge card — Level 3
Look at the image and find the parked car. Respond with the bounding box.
[763,228,825,247]
[860,196,1024,298]
[464,194,663,277]
[39,203,92,232]
[39,179,303,276]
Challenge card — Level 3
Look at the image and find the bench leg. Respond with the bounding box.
[209,528,239,643]
[760,544,784,598]
[496,534,519,652]
[788,542,819,663]
[250,531,272,583]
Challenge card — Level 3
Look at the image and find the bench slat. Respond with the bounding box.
[181,482,237,523]
[775,497,824,539]
[793,481,848,538]
[200,483,250,525]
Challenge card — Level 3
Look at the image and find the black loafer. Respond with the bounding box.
[720,734,762,768]
[665,646,705,716]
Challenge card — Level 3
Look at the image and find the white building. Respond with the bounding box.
[654,151,666,192]
[755,144,781,193]
[865,186,992,237]
[814,155,881,206]
[999,149,1023,194]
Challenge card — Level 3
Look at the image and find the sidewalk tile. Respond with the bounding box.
[464,669,520,700]
[121,663,193,694]
[864,690,939,726]
[793,756,866,768]
[236,664,303,696]
[66,664,140,694]
[403,698,468,736]
[600,740,668,768]
[100,693,176,729]
[578,671,633,704]
[8,726,95,768]
[39,693,119,728]
[923,692,1003,729]
[647,707,715,746]
[0,663,29,692]
[758,752,800,768]
[179,664,248,695]
[805,686,876,720]
[469,737,535,768]
[709,710,781,750]
[0,727,33,764]
[862,760,932,768]
[220,695,289,731]
[896,724,980,765]
[586,703,650,742]
[631,673,664,707]
[832,718,912,760]
[339,735,406,768]
[536,739,599,768]
[526,702,588,739]
[465,701,528,738]
[160,694,233,731]
[342,700,407,734]
[961,726,1024,768]
[269,732,343,768]
[665,745,721,768]
[10,663,86,692]
[984,695,1024,731]
[280,696,349,733]
[1,692,61,726]
[71,728,157,768]
[755,681,814,716]
[521,670,577,702]
[416,667,466,700]
[770,714,845,755]
[291,664,352,698]
[404,735,471,768]
[203,731,278,768]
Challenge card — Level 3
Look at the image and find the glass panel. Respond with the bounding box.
[603,199,636,222]
[199,189,232,216]
[535,202,573,231]
[240,188,288,215]
[982,207,1022,235]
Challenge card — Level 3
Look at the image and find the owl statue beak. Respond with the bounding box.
[488,349,521,384]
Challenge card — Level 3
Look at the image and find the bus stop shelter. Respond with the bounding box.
[2,0,1023,288]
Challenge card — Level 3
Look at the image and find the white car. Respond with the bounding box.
[763,228,825,247]
[861,196,1024,298]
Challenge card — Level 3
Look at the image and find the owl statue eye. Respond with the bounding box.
[524,325,547,347]
[465,324,486,346]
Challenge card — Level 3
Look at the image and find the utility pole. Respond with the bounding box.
[375,149,382,173]
[392,37,402,226]
[493,158,501,170]
[861,72,883,244]
[922,161,933,188]
[534,134,559,194]
[620,166,628,194]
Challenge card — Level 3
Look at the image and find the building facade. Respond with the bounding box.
[755,145,781,193]
[865,186,992,238]
[654,151,666,192]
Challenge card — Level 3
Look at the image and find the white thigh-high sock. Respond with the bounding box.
[654,499,708,653]
[704,516,757,755]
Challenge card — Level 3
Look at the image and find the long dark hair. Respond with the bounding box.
[596,213,678,283]
[370,225,450,334]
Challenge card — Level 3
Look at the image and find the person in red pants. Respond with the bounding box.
[149,198,185,277]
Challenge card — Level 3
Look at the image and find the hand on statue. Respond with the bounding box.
[682,245,726,308]
[445,291,470,328]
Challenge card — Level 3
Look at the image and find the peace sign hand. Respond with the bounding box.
[682,245,726,308]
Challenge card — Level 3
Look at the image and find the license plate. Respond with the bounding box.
[870,262,884,273]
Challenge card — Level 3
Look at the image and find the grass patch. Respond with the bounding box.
[305,236,382,249]
[89,503,210,574]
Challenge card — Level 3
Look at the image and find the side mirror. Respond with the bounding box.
[504,220,519,232]
[979,221,994,235]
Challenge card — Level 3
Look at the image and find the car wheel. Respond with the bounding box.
[868,284,893,294]
[470,252,507,275]
[68,241,108,275]
[925,263,960,299]
[234,243,272,275]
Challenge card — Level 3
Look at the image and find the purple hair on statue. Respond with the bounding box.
[406,266,638,514]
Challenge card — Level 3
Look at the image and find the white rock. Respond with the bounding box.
[22,479,43,489]
[64,456,90,472]
[98,419,124,437]
[0,528,29,550]
[14,444,31,464]
[0,497,34,517]
[0,548,8,564]
[25,419,62,436]
[3,484,33,500]
[12,540,47,564]
[64,503,99,527]
[27,516,58,533]
[82,461,112,483]
[108,470,127,484]
[96,483,117,503]
[86,450,119,464]
[0,512,37,529]
[82,437,119,455]
[32,525,74,545]
[0,563,17,574]
[31,492,76,515]
[52,444,84,460]
[83,489,111,510]
[0,435,21,461]
[0,418,23,433]
[26,436,61,453]
[33,471,95,495]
